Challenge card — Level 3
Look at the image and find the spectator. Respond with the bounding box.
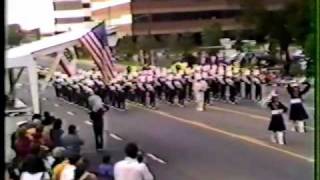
[28,143,42,158]
[52,147,67,169]
[40,147,56,173]
[32,114,42,122]
[32,125,45,146]
[15,127,32,160]
[43,111,54,126]
[98,155,114,179]
[50,119,64,147]
[59,154,82,180]
[75,158,97,180]
[61,125,84,157]
[20,156,50,180]
[42,112,55,137]
[114,143,154,180]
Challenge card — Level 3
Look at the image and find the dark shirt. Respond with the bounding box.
[15,137,32,159]
[98,164,114,179]
[50,129,64,147]
[287,82,311,98]
[61,134,84,156]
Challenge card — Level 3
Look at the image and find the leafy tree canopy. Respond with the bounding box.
[201,23,223,46]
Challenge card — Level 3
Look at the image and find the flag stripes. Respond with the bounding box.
[87,32,115,77]
[79,37,111,81]
[79,23,115,82]
[59,58,73,76]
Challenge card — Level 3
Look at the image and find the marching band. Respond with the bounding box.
[52,63,311,145]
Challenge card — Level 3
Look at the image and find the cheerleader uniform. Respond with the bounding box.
[287,82,311,121]
[287,82,311,133]
[267,102,287,132]
[267,101,288,145]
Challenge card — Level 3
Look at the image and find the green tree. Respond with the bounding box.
[165,34,181,53]
[239,0,312,74]
[137,35,162,64]
[116,36,138,58]
[7,24,24,47]
[201,23,223,46]
[179,33,196,53]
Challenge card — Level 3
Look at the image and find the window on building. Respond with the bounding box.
[82,3,90,8]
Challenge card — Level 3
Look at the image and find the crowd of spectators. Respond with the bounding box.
[8,112,103,180]
[7,112,153,180]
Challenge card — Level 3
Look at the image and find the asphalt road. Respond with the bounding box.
[10,78,314,180]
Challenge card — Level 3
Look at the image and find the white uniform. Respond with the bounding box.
[193,80,208,111]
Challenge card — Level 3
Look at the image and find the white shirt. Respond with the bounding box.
[114,157,154,180]
[20,172,50,180]
[88,94,104,112]
[60,164,76,180]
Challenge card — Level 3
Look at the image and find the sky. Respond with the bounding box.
[6,0,55,33]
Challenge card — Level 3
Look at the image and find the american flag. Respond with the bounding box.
[79,22,115,82]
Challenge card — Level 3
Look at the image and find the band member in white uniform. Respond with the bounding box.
[242,70,252,99]
[173,75,185,107]
[252,69,262,101]
[266,91,288,145]
[193,74,208,111]
[165,75,176,105]
[146,76,156,108]
[287,80,311,133]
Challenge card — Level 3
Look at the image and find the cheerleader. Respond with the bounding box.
[266,92,288,145]
[287,80,311,133]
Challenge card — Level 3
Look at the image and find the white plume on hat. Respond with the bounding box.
[226,71,233,77]
[194,73,202,80]
[147,76,153,82]
[218,66,225,75]
[253,69,260,76]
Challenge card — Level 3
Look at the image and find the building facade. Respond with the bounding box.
[53,0,132,36]
[53,0,289,37]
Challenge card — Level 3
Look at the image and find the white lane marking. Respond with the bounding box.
[54,103,60,107]
[109,133,124,141]
[109,105,127,112]
[208,106,314,131]
[132,104,314,163]
[84,120,93,126]
[42,97,47,101]
[67,111,75,116]
[146,153,167,164]
[84,120,124,141]
[9,113,18,117]
[16,121,28,126]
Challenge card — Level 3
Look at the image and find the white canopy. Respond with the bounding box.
[5,27,95,114]
[6,25,118,114]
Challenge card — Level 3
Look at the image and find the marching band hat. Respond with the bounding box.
[244,69,251,76]
[271,91,279,97]
[290,82,299,87]
[194,66,201,71]
[202,65,211,72]
[253,69,260,76]
[226,71,233,77]
[147,76,153,82]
